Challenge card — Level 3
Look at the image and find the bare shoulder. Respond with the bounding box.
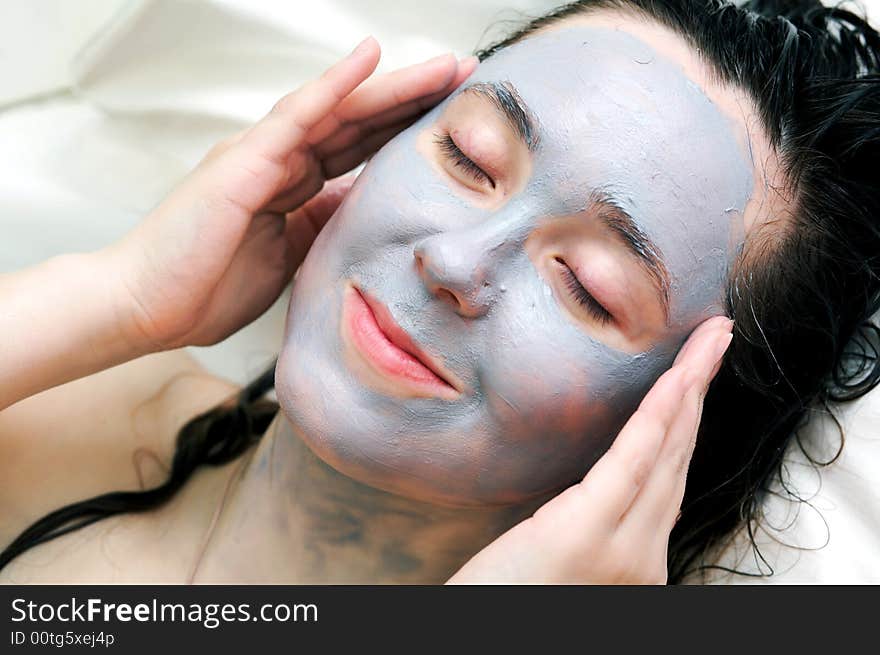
[0,349,240,547]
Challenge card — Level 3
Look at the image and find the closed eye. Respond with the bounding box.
[553,257,613,326]
[433,131,495,189]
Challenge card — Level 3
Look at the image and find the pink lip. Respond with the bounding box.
[343,285,460,399]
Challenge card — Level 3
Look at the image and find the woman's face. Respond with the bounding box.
[276,18,754,506]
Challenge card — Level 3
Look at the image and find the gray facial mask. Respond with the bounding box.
[276,24,751,506]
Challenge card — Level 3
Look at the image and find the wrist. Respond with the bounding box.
[89,244,162,358]
[0,249,155,410]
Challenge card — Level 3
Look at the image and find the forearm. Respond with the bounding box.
[0,250,151,411]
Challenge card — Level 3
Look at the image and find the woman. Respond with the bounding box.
[1,0,878,583]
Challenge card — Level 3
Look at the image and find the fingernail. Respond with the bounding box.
[349,36,376,57]
[705,315,733,333]
[459,55,479,68]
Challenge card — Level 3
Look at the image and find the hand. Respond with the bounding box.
[446,315,735,584]
[106,37,477,350]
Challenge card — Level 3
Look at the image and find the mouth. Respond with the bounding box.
[342,284,461,400]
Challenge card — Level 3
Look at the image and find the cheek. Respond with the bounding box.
[482,288,615,440]
[487,363,595,463]
[479,282,668,481]
[485,331,616,446]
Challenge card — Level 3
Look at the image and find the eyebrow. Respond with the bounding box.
[589,190,671,322]
[462,81,540,151]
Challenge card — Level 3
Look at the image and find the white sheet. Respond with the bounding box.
[1,0,878,583]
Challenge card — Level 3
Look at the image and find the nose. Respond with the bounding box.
[413,229,508,318]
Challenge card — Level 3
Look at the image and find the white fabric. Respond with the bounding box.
[1,0,878,582]
[692,387,880,583]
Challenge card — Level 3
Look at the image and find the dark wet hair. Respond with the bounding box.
[3,0,880,582]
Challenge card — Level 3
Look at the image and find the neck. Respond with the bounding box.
[191,413,545,583]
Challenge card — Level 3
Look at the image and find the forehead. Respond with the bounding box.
[459,23,754,323]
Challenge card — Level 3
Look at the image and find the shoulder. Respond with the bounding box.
[0,349,239,547]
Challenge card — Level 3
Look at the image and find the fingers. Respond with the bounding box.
[349,53,477,122]
[616,384,702,536]
[260,153,324,214]
[320,115,419,179]
[575,364,693,528]
[293,56,469,181]
[199,46,474,217]
[576,316,733,530]
[617,318,733,536]
[307,52,467,145]
[658,385,705,527]
[673,314,731,368]
[184,38,378,220]
[312,54,478,160]
[199,40,475,211]
[675,316,733,392]
[242,36,382,166]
